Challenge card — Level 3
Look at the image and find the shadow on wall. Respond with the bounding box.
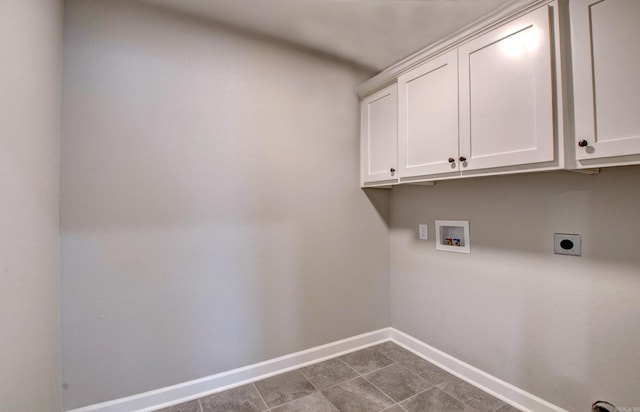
[364,188,392,228]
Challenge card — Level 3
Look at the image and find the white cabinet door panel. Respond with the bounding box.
[361,84,398,184]
[572,0,640,161]
[398,50,459,178]
[459,5,555,171]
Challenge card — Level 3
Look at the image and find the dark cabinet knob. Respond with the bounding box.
[578,139,588,147]
[459,156,467,162]
[448,157,455,163]
[390,168,396,173]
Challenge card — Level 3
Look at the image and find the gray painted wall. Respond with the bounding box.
[60,0,389,409]
[0,1,63,411]
[60,1,640,411]
[389,167,640,411]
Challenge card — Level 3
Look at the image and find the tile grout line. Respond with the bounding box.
[292,357,362,394]
[384,342,509,412]
[381,360,441,406]
[194,342,512,412]
[297,366,338,411]
[434,378,498,412]
[258,369,339,412]
[339,345,395,379]
[251,382,271,412]
[397,385,443,409]
[321,374,399,412]
[298,367,321,393]
[264,388,338,412]
[335,357,362,378]
[361,380,402,411]
[384,342,498,412]
[362,361,397,377]
[360,367,411,410]
[342,346,405,411]
[363,346,415,410]
[194,346,385,412]
[292,368,340,411]
[381,404,409,412]
[492,402,510,412]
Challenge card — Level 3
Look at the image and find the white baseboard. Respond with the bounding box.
[68,327,566,412]
[389,328,567,412]
[66,328,392,412]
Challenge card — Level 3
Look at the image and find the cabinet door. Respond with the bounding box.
[572,0,640,164]
[398,50,459,178]
[458,5,555,171]
[361,84,398,185]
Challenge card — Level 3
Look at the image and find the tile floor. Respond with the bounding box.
[156,341,521,412]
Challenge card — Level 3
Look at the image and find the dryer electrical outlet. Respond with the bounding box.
[554,233,581,256]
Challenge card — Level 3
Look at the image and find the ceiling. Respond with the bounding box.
[141,0,515,72]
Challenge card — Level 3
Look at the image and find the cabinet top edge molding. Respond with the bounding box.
[355,0,558,98]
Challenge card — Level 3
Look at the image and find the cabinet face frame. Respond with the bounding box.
[360,84,398,186]
[572,0,640,166]
[458,4,556,172]
[397,49,460,179]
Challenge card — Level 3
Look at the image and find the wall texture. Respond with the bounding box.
[390,167,640,411]
[60,0,389,409]
[0,1,63,411]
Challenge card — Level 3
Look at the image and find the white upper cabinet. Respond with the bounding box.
[358,0,575,186]
[398,50,459,179]
[361,84,398,185]
[571,0,640,167]
[458,5,555,172]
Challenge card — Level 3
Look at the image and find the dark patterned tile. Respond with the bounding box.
[373,342,414,362]
[365,364,432,402]
[381,406,406,412]
[340,347,394,374]
[254,370,316,408]
[438,377,504,411]
[155,399,201,412]
[271,392,338,412]
[496,403,523,412]
[200,384,267,412]
[411,361,458,386]
[299,358,358,390]
[401,387,471,412]
[322,377,394,412]
[159,342,514,412]
[373,342,456,386]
